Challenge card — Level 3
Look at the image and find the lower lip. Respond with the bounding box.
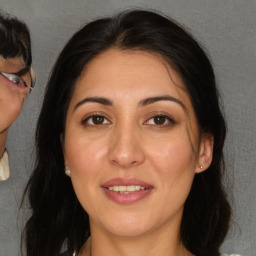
[102,187,153,205]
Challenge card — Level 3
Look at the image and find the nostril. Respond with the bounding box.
[130,160,138,166]
[110,159,138,167]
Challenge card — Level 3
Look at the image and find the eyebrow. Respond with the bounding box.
[73,95,185,112]
[74,97,113,112]
[13,67,30,76]
[138,95,185,110]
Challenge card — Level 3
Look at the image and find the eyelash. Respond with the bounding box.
[82,114,111,126]
[1,73,25,88]
[144,114,176,127]
[81,113,176,128]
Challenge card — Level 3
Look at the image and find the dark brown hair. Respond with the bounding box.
[22,9,231,256]
[0,11,32,66]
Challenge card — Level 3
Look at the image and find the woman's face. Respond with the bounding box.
[63,49,213,238]
[0,56,30,133]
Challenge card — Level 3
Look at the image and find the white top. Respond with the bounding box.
[0,150,10,181]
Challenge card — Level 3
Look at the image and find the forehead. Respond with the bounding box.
[0,56,26,73]
[73,49,189,101]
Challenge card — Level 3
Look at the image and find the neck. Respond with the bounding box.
[80,219,194,256]
[0,130,8,158]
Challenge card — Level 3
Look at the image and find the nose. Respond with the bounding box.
[108,125,145,168]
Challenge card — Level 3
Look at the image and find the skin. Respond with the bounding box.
[0,56,30,157]
[63,49,213,256]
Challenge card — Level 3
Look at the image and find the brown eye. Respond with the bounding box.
[92,116,105,125]
[153,116,166,125]
[83,115,110,126]
[145,115,176,127]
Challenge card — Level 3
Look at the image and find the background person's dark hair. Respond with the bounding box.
[0,11,32,67]
[22,9,231,256]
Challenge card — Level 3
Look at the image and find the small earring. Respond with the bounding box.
[200,165,203,169]
[65,166,71,176]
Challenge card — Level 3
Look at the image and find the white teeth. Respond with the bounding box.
[108,185,145,192]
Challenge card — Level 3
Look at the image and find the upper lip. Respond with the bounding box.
[102,178,154,189]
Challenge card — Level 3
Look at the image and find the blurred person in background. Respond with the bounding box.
[0,12,35,181]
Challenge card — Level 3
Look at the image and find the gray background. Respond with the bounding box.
[0,0,255,255]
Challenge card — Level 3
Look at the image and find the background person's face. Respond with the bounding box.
[0,56,29,133]
[63,49,213,239]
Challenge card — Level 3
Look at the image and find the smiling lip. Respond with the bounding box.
[102,178,154,205]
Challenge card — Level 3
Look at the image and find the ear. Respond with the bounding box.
[195,133,214,173]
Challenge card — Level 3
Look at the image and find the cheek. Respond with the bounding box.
[65,133,108,176]
[144,132,197,194]
[146,134,196,171]
[147,137,196,211]
[64,134,111,216]
[0,88,25,131]
[0,82,27,102]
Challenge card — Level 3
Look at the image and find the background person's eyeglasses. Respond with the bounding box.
[0,66,36,92]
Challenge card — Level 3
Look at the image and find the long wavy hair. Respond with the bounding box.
[22,9,231,256]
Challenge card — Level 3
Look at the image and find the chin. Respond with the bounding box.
[106,224,149,238]
[98,213,153,237]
